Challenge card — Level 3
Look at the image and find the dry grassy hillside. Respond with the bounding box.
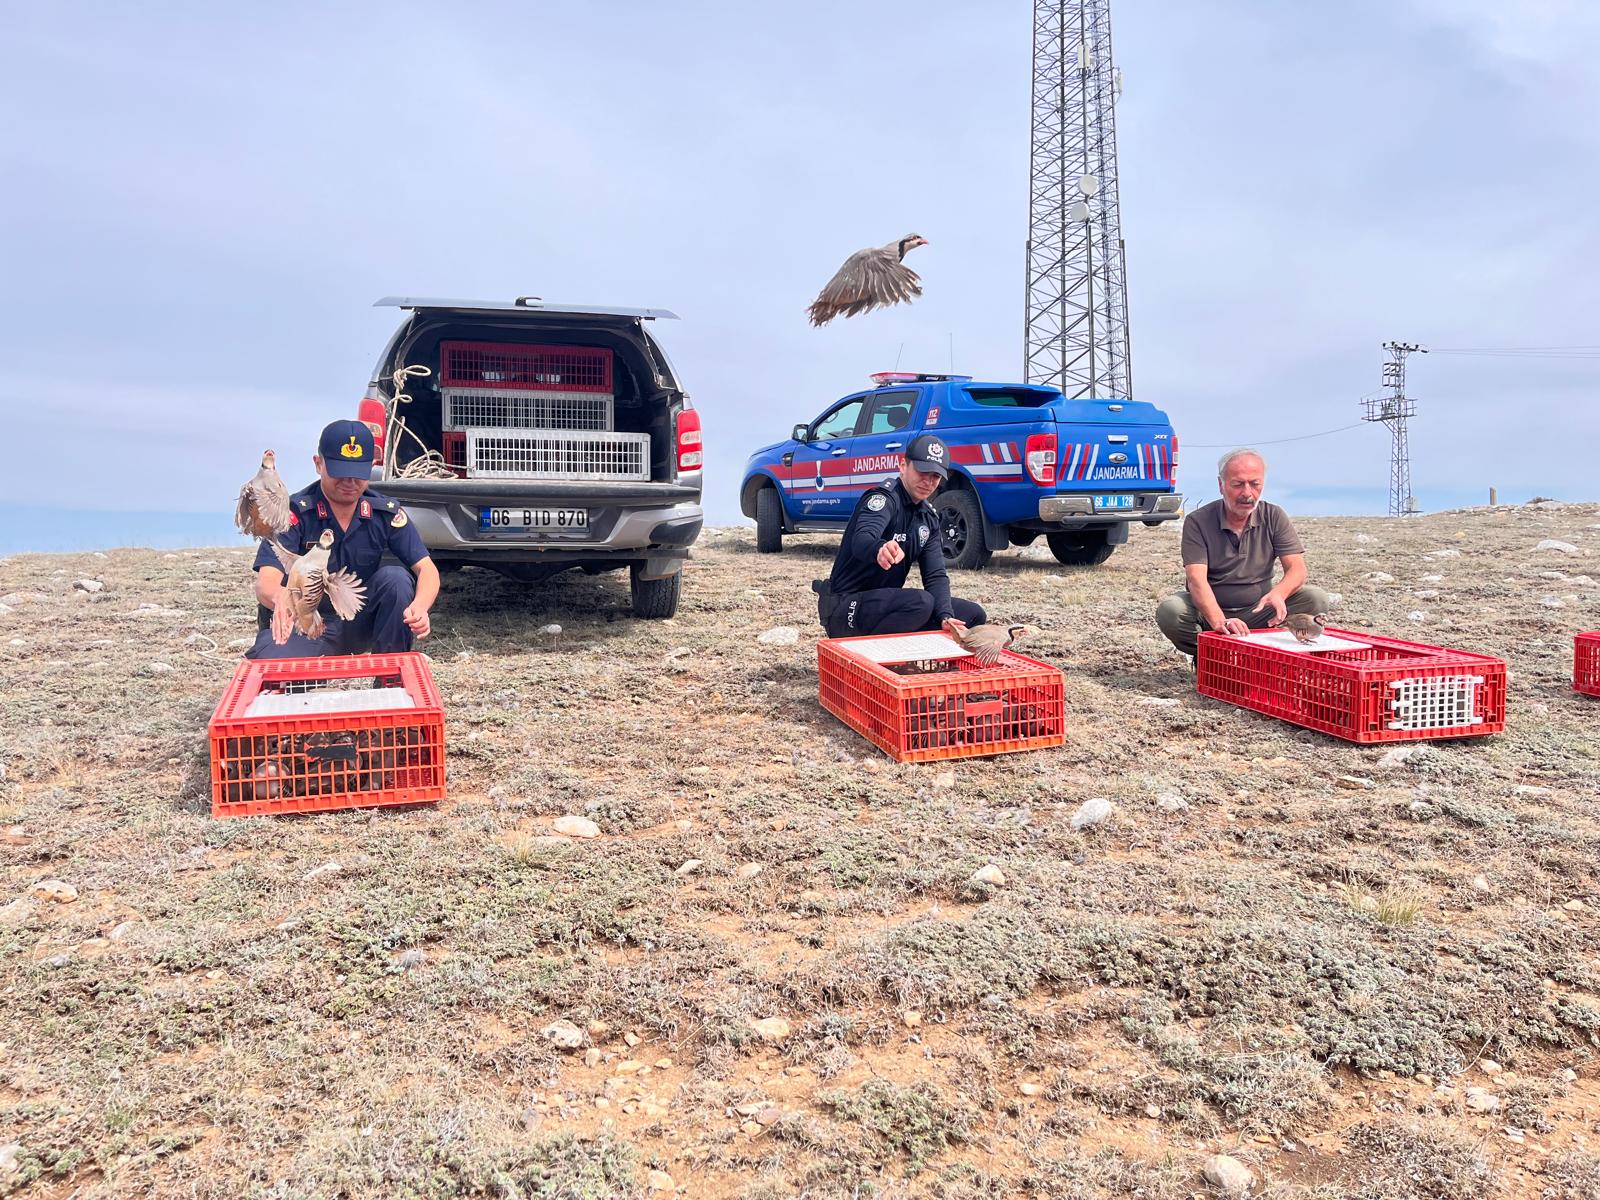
[3,503,1600,1199]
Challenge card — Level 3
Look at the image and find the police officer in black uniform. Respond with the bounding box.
[813,434,987,638]
[247,420,440,659]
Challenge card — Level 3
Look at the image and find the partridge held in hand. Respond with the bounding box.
[807,234,929,326]
[270,529,367,639]
[1282,612,1330,643]
[235,450,292,538]
[949,622,1041,667]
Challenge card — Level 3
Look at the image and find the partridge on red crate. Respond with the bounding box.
[947,621,1042,667]
[1281,612,1330,643]
[1196,627,1506,744]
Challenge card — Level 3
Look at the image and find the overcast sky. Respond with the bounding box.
[3,0,1596,530]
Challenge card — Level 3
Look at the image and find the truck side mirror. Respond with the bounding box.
[792,424,810,443]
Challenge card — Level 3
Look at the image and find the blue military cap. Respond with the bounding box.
[318,420,375,478]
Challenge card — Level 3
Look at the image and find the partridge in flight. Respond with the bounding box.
[946,621,1041,667]
[1281,612,1330,643]
[269,529,367,640]
[235,450,292,538]
[807,234,929,326]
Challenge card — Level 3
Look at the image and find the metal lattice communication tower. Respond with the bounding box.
[1024,0,1132,399]
[1362,341,1425,516]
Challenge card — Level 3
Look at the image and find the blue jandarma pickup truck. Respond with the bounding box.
[739,372,1183,569]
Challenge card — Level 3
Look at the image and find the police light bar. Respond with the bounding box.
[869,372,974,386]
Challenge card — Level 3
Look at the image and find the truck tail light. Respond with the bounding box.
[1170,435,1179,478]
[357,397,387,466]
[676,407,703,473]
[1024,432,1057,486]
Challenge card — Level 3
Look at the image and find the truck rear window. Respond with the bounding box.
[963,388,1058,408]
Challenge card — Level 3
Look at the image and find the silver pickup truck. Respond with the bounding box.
[355,297,704,617]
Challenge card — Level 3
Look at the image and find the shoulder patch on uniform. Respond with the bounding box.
[866,493,888,512]
[390,508,408,528]
[385,499,397,511]
[295,497,312,510]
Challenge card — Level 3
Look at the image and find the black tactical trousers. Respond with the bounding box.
[816,581,987,639]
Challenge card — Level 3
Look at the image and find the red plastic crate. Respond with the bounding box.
[208,653,446,818]
[442,430,467,476]
[1576,632,1600,697]
[818,632,1065,763]
[439,340,612,392]
[1196,627,1506,743]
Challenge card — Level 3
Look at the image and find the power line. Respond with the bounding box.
[1186,421,1368,449]
[1430,346,1600,359]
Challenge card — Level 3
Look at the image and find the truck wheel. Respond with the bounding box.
[630,565,682,618]
[755,486,783,554]
[937,490,992,570]
[1047,531,1116,566]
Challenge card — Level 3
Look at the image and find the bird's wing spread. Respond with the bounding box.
[819,249,921,310]
[855,249,922,308]
[249,472,293,533]
[963,626,1006,666]
[808,247,923,325]
[322,569,368,620]
[814,248,875,308]
[268,538,302,574]
[234,487,257,534]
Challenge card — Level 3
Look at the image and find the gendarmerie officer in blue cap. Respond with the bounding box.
[247,420,439,659]
[813,434,987,639]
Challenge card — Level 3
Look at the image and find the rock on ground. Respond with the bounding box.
[1202,1153,1255,1195]
[1465,1086,1500,1113]
[1377,746,1428,769]
[1070,797,1114,829]
[541,1019,586,1050]
[0,897,36,924]
[751,1016,792,1042]
[552,815,601,838]
[757,626,799,646]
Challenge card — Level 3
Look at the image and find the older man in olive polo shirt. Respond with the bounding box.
[1155,447,1331,659]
